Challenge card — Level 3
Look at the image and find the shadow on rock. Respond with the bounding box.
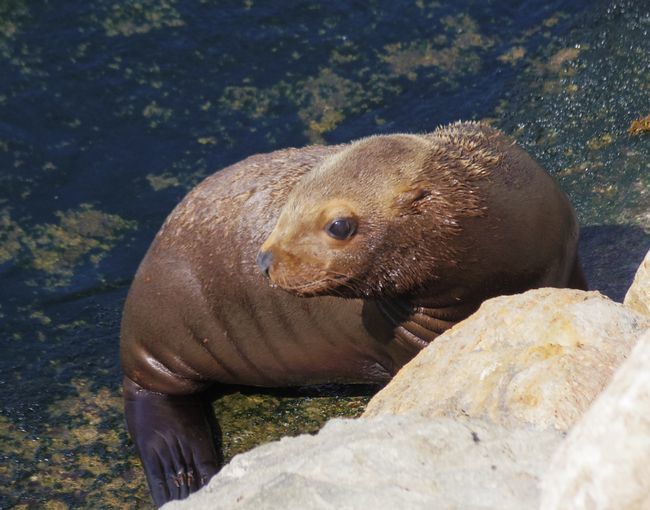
[580,225,650,302]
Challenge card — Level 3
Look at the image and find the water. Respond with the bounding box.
[1,0,648,507]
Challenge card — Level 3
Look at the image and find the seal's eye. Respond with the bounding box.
[326,218,356,240]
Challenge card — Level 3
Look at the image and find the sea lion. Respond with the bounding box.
[120,121,587,506]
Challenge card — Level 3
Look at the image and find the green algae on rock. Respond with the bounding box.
[214,387,373,463]
[0,379,150,509]
[19,205,136,288]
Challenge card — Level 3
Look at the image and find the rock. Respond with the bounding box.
[364,289,649,431]
[540,329,650,510]
[162,415,563,510]
[624,249,650,317]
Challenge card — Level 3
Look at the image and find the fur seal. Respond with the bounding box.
[120,122,587,506]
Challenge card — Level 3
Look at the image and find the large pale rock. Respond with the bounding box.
[163,415,563,510]
[364,289,649,431]
[624,249,650,317]
[540,329,650,510]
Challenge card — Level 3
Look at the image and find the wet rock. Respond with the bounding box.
[624,249,650,317]
[540,329,650,510]
[162,415,562,510]
[364,288,649,431]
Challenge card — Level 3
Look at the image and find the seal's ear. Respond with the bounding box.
[395,188,430,215]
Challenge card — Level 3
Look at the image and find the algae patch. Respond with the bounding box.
[101,0,185,37]
[146,172,181,191]
[146,165,206,192]
[1,379,148,508]
[0,0,30,59]
[587,133,614,151]
[498,46,527,65]
[381,14,493,80]
[142,100,174,128]
[219,86,273,120]
[628,114,650,136]
[0,208,25,264]
[4,204,136,288]
[297,69,364,143]
[215,388,373,462]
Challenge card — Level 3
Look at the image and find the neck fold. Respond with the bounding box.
[377,296,480,350]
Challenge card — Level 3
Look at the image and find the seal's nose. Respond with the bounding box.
[256,250,273,277]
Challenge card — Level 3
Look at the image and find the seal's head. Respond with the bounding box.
[258,126,496,298]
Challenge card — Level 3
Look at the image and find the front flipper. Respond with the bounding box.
[123,376,220,507]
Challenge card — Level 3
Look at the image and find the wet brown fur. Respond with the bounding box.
[120,121,586,506]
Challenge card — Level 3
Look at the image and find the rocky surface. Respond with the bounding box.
[163,415,562,510]
[540,329,650,510]
[624,249,650,317]
[364,288,649,430]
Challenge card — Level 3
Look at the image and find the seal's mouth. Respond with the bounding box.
[275,273,354,298]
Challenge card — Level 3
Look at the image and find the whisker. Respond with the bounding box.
[272,267,368,297]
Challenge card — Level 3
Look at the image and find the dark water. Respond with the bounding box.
[1,0,648,507]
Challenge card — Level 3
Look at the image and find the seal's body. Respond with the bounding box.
[121,145,413,393]
[121,122,586,506]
